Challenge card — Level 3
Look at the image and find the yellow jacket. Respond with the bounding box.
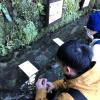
[35,62,100,100]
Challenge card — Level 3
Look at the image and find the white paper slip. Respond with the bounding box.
[49,0,63,24]
[53,38,64,46]
[29,74,36,84]
[83,0,90,8]
[18,61,39,78]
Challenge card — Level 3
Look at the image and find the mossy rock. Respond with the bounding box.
[0,53,13,62]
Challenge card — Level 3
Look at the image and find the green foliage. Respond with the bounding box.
[0,44,8,56]
[13,0,44,29]
[21,21,38,44]
[6,39,24,52]
[5,21,38,52]
[36,0,44,15]
[64,0,80,12]
[0,27,5,44]
[0,0,97,56]
[0,3,12,22]
[0,1,41,56]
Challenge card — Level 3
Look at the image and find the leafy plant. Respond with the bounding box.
[6,39,24,52]
[13,0,44,29]
[21,21,38,44]
[0,3,12,22]
[0,0,97,56]
[36,0,44,15]
[0,44,8,56]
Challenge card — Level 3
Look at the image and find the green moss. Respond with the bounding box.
[22,21,38,44]
[13,0,44,29]
[0,44,8,56]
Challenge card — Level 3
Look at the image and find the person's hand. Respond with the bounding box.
[84,26,97,40]
[36,78,47,90]
[47,82,55,93]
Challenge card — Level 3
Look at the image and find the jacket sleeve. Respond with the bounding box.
[53,79,67,89]
[58,92,74,100]
[35,89,47,100]
[53,79,73,90]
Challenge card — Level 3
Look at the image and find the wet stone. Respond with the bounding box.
[0,62,7,68]
[34,54,49,69]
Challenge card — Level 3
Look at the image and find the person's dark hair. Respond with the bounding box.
[57,40,93,78]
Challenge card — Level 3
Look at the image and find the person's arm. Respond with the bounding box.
[58,92,74,100]
[35,89,47,100]
[53,79,67,89]
[35,78,48,100]
[47,79,71,93]
[35,79,66,99]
